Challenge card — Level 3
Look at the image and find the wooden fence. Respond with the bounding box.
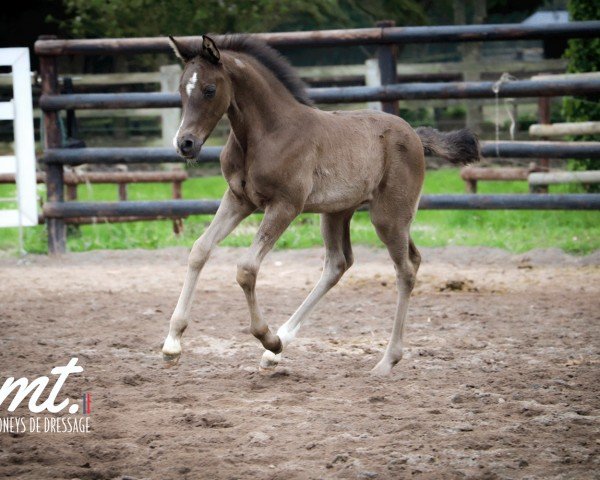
[34,21,600,253]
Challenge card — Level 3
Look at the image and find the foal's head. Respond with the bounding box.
[169,36,231,160]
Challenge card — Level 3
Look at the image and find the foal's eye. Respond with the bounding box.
[203,85,216,98]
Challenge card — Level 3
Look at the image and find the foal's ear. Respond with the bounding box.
[201,35,220,65]
[168,36,195,63]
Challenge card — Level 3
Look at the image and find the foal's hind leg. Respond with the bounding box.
[162,189,254,364]
[370,209,421,376]
[260,209,354,369]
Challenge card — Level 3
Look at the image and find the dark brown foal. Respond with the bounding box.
[162,35,480,375]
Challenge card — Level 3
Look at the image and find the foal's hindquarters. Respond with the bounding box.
[366,124,425,375]
[260,112,426,375]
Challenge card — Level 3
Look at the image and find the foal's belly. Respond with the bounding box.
[303,188,369,213]
[302,112,393,213]
[303,156,384,213]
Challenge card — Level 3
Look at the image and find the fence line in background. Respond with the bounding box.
[34,21,600,254]
[42,194,600,221]
[39,142,600,166]
[34,21,600,55]
[37,77,600,111]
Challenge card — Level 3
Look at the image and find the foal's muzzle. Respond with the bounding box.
[177,134,204,159]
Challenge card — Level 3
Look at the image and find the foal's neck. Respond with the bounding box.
[223,53,306,151]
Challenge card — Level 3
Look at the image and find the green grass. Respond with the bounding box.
[0,168,598,255]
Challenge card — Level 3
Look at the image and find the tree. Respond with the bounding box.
[56,0,430,39]
[562,0,600,188]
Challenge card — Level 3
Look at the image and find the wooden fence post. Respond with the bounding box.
[376,20,398,116]
[172,180,183,235]
[454,0,486,134]
[39,35,66,254]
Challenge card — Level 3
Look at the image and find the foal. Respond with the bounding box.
[162,35,480,375]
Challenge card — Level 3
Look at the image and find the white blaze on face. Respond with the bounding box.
[185,72,198,97]
[173,70,198,150]
[172,116,184,149]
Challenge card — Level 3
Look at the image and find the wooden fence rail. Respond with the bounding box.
[34,21,600,55]
[39,142,600,166]
[37,77,600,111]
[42,194,600,221]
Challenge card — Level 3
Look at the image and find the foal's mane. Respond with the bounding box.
[216,35,313,107]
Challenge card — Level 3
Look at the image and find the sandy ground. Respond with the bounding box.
[0,245,599,480]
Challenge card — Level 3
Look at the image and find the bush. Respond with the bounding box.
[562,0,600,191]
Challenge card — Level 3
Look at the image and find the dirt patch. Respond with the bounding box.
[0,246,598,479]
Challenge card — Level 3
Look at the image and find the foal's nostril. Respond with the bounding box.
[178,136,196,156]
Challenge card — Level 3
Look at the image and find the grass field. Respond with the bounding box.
[0,168,598,255]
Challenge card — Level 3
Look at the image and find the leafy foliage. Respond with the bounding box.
[562,0,600,187]
[57,0,429,38]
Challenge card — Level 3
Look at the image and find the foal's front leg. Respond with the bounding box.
[236,201,300,353]
[260,210,354,369]
[162,189,254,364]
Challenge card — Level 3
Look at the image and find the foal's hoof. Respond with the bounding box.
[162,336,181,367]
[370,359,398,377]
[162,351,181,367]
[259,350,281,370]
[370,363,392,377]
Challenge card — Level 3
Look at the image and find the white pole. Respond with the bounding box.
[160,64,182,149]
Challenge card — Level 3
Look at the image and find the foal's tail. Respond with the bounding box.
[415,126,480,165]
